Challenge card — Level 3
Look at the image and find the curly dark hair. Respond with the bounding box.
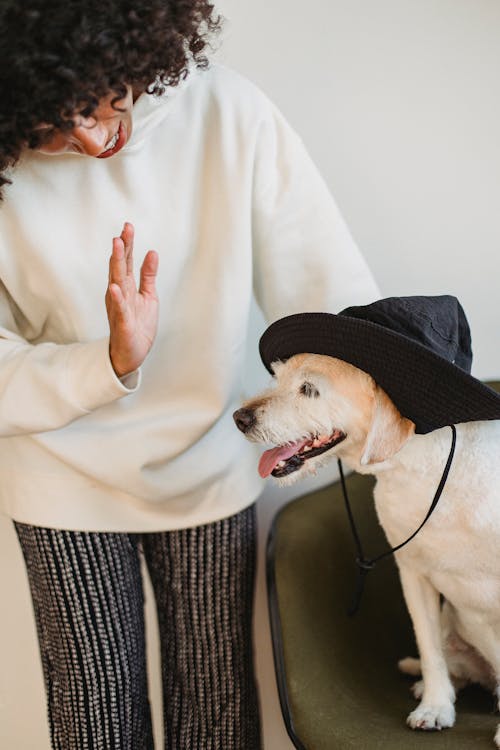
[0,0,222,198]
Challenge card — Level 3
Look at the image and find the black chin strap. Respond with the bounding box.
[338,424,457,616]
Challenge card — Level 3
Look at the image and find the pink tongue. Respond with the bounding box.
[258,440,308,478]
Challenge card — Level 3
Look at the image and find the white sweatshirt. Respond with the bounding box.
[0,65,379,531]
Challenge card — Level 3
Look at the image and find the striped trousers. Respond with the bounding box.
[15,504,261,750]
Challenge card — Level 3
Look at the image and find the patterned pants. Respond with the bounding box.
[15,504,261,750]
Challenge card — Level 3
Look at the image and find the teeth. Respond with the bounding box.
[303,445,312,452]
[104,131,119,151]
[277,461,286,467]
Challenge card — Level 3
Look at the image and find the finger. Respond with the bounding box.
[109,237,127,287]
[107,282,131,326]
[139,250,159,296]
[120,222,134,275]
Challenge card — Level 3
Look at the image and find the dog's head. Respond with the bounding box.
[233,353,415,483]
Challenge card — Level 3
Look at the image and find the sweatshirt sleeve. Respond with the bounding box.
[0,290,140,436]
[252,101,380,322]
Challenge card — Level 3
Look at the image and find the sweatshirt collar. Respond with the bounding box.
[123,69,197,153]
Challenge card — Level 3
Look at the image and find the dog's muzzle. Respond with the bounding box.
[233,405,346,478]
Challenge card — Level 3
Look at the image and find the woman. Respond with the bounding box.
[0,1,379,748]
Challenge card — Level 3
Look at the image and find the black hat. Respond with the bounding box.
[259,295,500,434]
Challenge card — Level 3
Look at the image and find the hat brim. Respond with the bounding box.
[259,312,500,434]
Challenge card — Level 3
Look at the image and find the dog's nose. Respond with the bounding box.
[233,408,256,433]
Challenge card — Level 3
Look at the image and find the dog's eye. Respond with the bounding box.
[300,381,320,398]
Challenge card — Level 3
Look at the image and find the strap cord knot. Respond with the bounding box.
[355,557,375,572]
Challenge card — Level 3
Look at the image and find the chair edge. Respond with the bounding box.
[266,512,308,750]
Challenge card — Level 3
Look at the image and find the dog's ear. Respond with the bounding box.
[270,360,285,377]
[360,385,415,465]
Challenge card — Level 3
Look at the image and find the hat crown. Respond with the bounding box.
[259,294,500,434]
[340,295,472,373]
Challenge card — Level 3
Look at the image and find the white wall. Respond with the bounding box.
[219,0,500,381]
[2,2,500,748]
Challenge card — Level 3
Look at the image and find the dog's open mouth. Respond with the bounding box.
[258,430,346,478]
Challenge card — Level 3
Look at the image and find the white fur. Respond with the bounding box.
[240,353,500,743]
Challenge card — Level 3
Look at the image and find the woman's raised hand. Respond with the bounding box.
[106,222,159,378]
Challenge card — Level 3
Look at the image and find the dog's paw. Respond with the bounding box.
[398,657,421,676]
[407,702,456,731]
[495,723,500,748]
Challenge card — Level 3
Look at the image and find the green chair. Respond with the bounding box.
[267,382,500,749]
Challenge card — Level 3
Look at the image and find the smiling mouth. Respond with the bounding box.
[104,131,119,150]
[258,430,346,478]
[97,122,126,158]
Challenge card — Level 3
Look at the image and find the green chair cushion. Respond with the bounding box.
[267,381,500,749]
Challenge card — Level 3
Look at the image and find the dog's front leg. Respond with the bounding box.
[398,565,456,731]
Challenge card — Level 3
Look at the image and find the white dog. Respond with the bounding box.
[234,352,500,745]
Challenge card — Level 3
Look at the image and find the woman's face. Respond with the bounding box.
[36,86,134,158]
